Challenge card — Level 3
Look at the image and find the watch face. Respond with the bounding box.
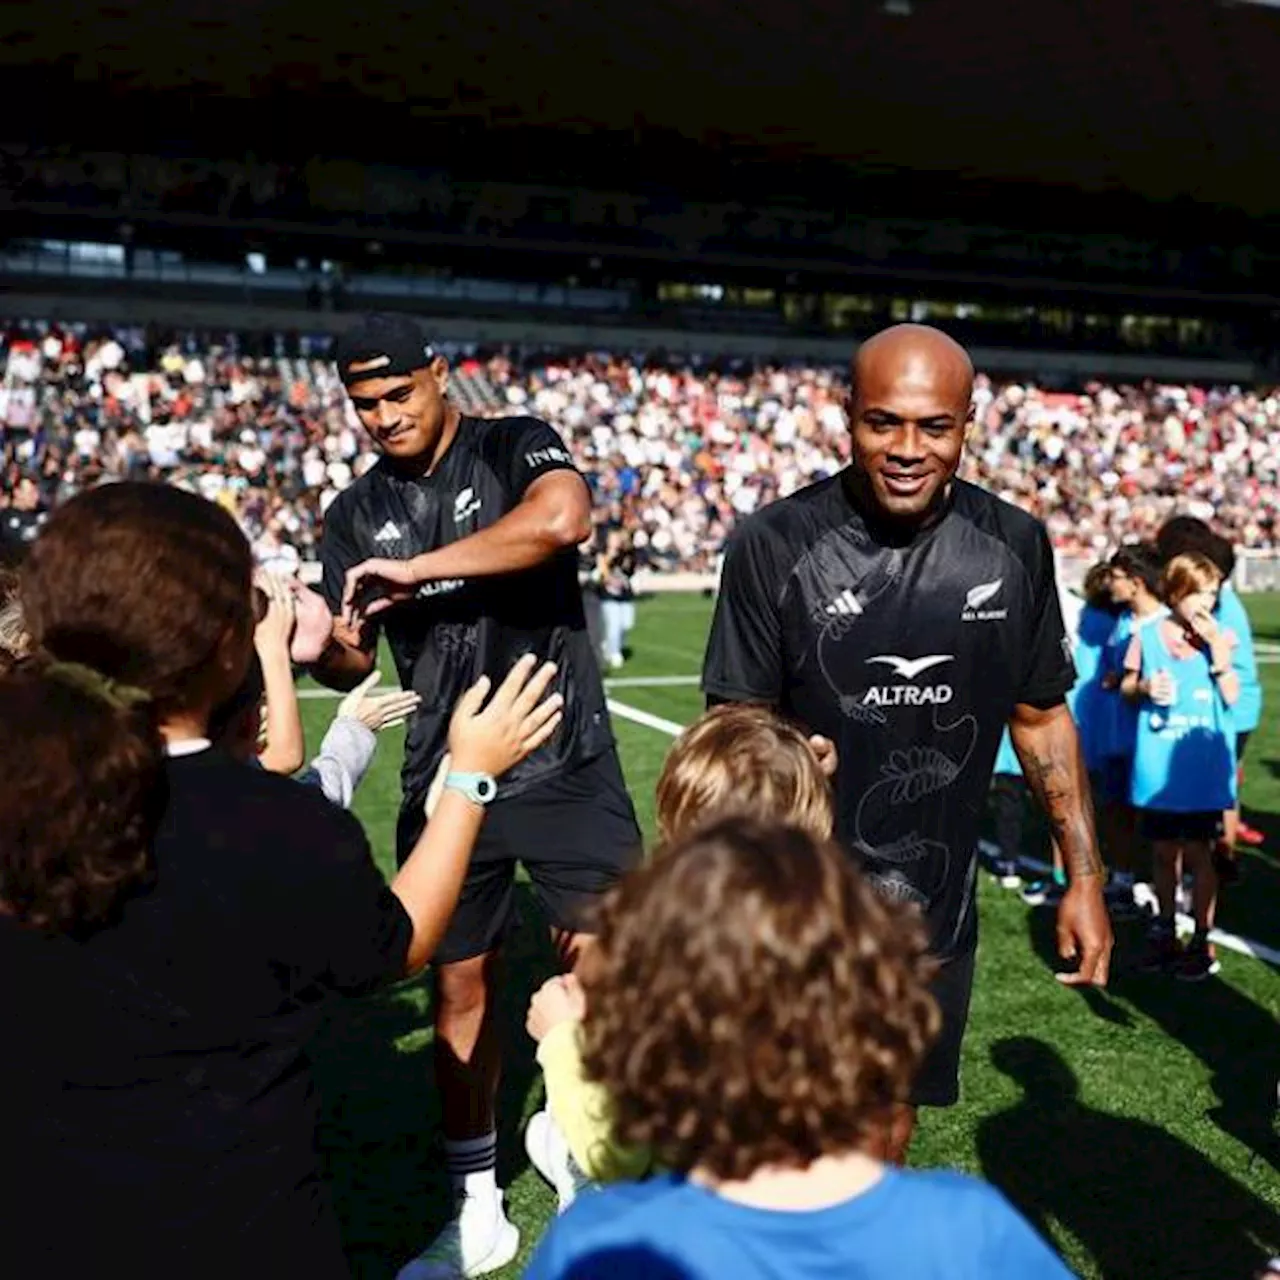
[477,777,497,802]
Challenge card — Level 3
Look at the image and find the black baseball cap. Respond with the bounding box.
[331,314,437,386]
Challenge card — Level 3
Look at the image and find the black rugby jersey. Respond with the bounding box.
[703,475,1075,958]
[319,415,613,805]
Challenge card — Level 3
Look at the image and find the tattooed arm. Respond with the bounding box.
[1008,700,1102,881]
[1009,699,1113,986]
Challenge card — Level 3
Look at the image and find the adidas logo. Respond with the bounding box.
[373,520,401,544]
[825,589,863,617]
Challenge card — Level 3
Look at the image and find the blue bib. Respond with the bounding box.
[1068,605,1117,771]
[1130,617,1236,812]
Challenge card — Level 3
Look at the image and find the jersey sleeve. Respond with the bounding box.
[317,495,365,615]
[1015,526,1076,706]
[701,522,785,705]
[499,418,582,500]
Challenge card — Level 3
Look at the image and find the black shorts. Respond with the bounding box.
[1139,810,1223,844]
[1237,730,1252,762]
[396,749,643,966]
[911,947,976,1109]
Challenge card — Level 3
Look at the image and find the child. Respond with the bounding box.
[1156,517,1263,875]
[1100,543,1164,905]
[1123,552,1239,981]
[524,703,836,1209]
[523,817,1073,1280]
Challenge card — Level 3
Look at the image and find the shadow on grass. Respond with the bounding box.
[1219,792,1280,955]
[311,884,561,1278]
[978,1037,1280,1280]
[1026,906,1280,1181]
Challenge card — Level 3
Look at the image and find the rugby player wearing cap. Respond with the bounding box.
[703,324,1113,1162]
[310,316,641,1278]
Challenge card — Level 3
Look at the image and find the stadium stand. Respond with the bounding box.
[4,323,1280,580]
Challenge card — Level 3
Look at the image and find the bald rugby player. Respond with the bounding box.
[702,323,1112,1160]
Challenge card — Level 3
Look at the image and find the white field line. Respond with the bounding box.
[614,706,1280,971]
[294,682,1280,970]
[296,674,701,699]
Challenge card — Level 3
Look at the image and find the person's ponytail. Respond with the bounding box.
[0,658,166,938]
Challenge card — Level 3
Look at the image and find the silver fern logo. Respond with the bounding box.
[962,577,1007,622]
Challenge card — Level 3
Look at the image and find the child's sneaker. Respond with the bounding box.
[1136,922,1180,975]
[1237,821,1265,847]
[1175,933,1222,982]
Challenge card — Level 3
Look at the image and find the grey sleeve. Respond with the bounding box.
[309,717,379,809]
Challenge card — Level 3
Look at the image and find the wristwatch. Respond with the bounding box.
[444,771,498,806]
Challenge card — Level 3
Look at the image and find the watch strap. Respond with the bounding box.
[444,771,498,806]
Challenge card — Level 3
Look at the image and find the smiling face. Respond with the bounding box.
[848,326,974,523]
[345,358,450,463]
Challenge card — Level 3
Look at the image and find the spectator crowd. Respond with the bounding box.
[3,323,1279,571]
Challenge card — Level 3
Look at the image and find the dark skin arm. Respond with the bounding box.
[339,471,592,627]
[309,616,377,693]
[1009,699,1113,987]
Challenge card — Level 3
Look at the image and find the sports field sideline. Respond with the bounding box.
[301,592,1280,1280]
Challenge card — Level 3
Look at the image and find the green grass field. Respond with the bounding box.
[304,593,1280,1280]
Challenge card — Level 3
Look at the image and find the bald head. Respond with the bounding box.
[846,324,975,523]
[852,324,974,406]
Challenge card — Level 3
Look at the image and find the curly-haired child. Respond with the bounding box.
[523,703,837,1206]
[524,817,1072,1280]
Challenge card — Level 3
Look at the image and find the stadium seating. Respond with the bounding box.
[2,325,1275,573]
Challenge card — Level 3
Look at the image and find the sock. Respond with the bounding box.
[445,1133,499,1207]
[1114,870,1135,888]
[1052,866,1066,887]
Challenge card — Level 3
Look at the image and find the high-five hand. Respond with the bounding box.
[447,654,564,777]
[341,557,427,629]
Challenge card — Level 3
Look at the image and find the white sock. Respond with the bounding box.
[445,1133,501,1210]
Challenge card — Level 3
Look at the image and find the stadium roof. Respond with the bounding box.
[6,0,1280,218]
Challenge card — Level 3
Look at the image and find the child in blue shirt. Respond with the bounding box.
[1156,517,1264,875]
[1098,543,1165,910]
[1123,552,1239,981]
[523,818,1073,1280]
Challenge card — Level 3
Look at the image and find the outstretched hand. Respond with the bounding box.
[254,571,296,658]
[1055,878,1113,987]
[447,654,563,777]
[336,670,422,733]
[341,557,425,629]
